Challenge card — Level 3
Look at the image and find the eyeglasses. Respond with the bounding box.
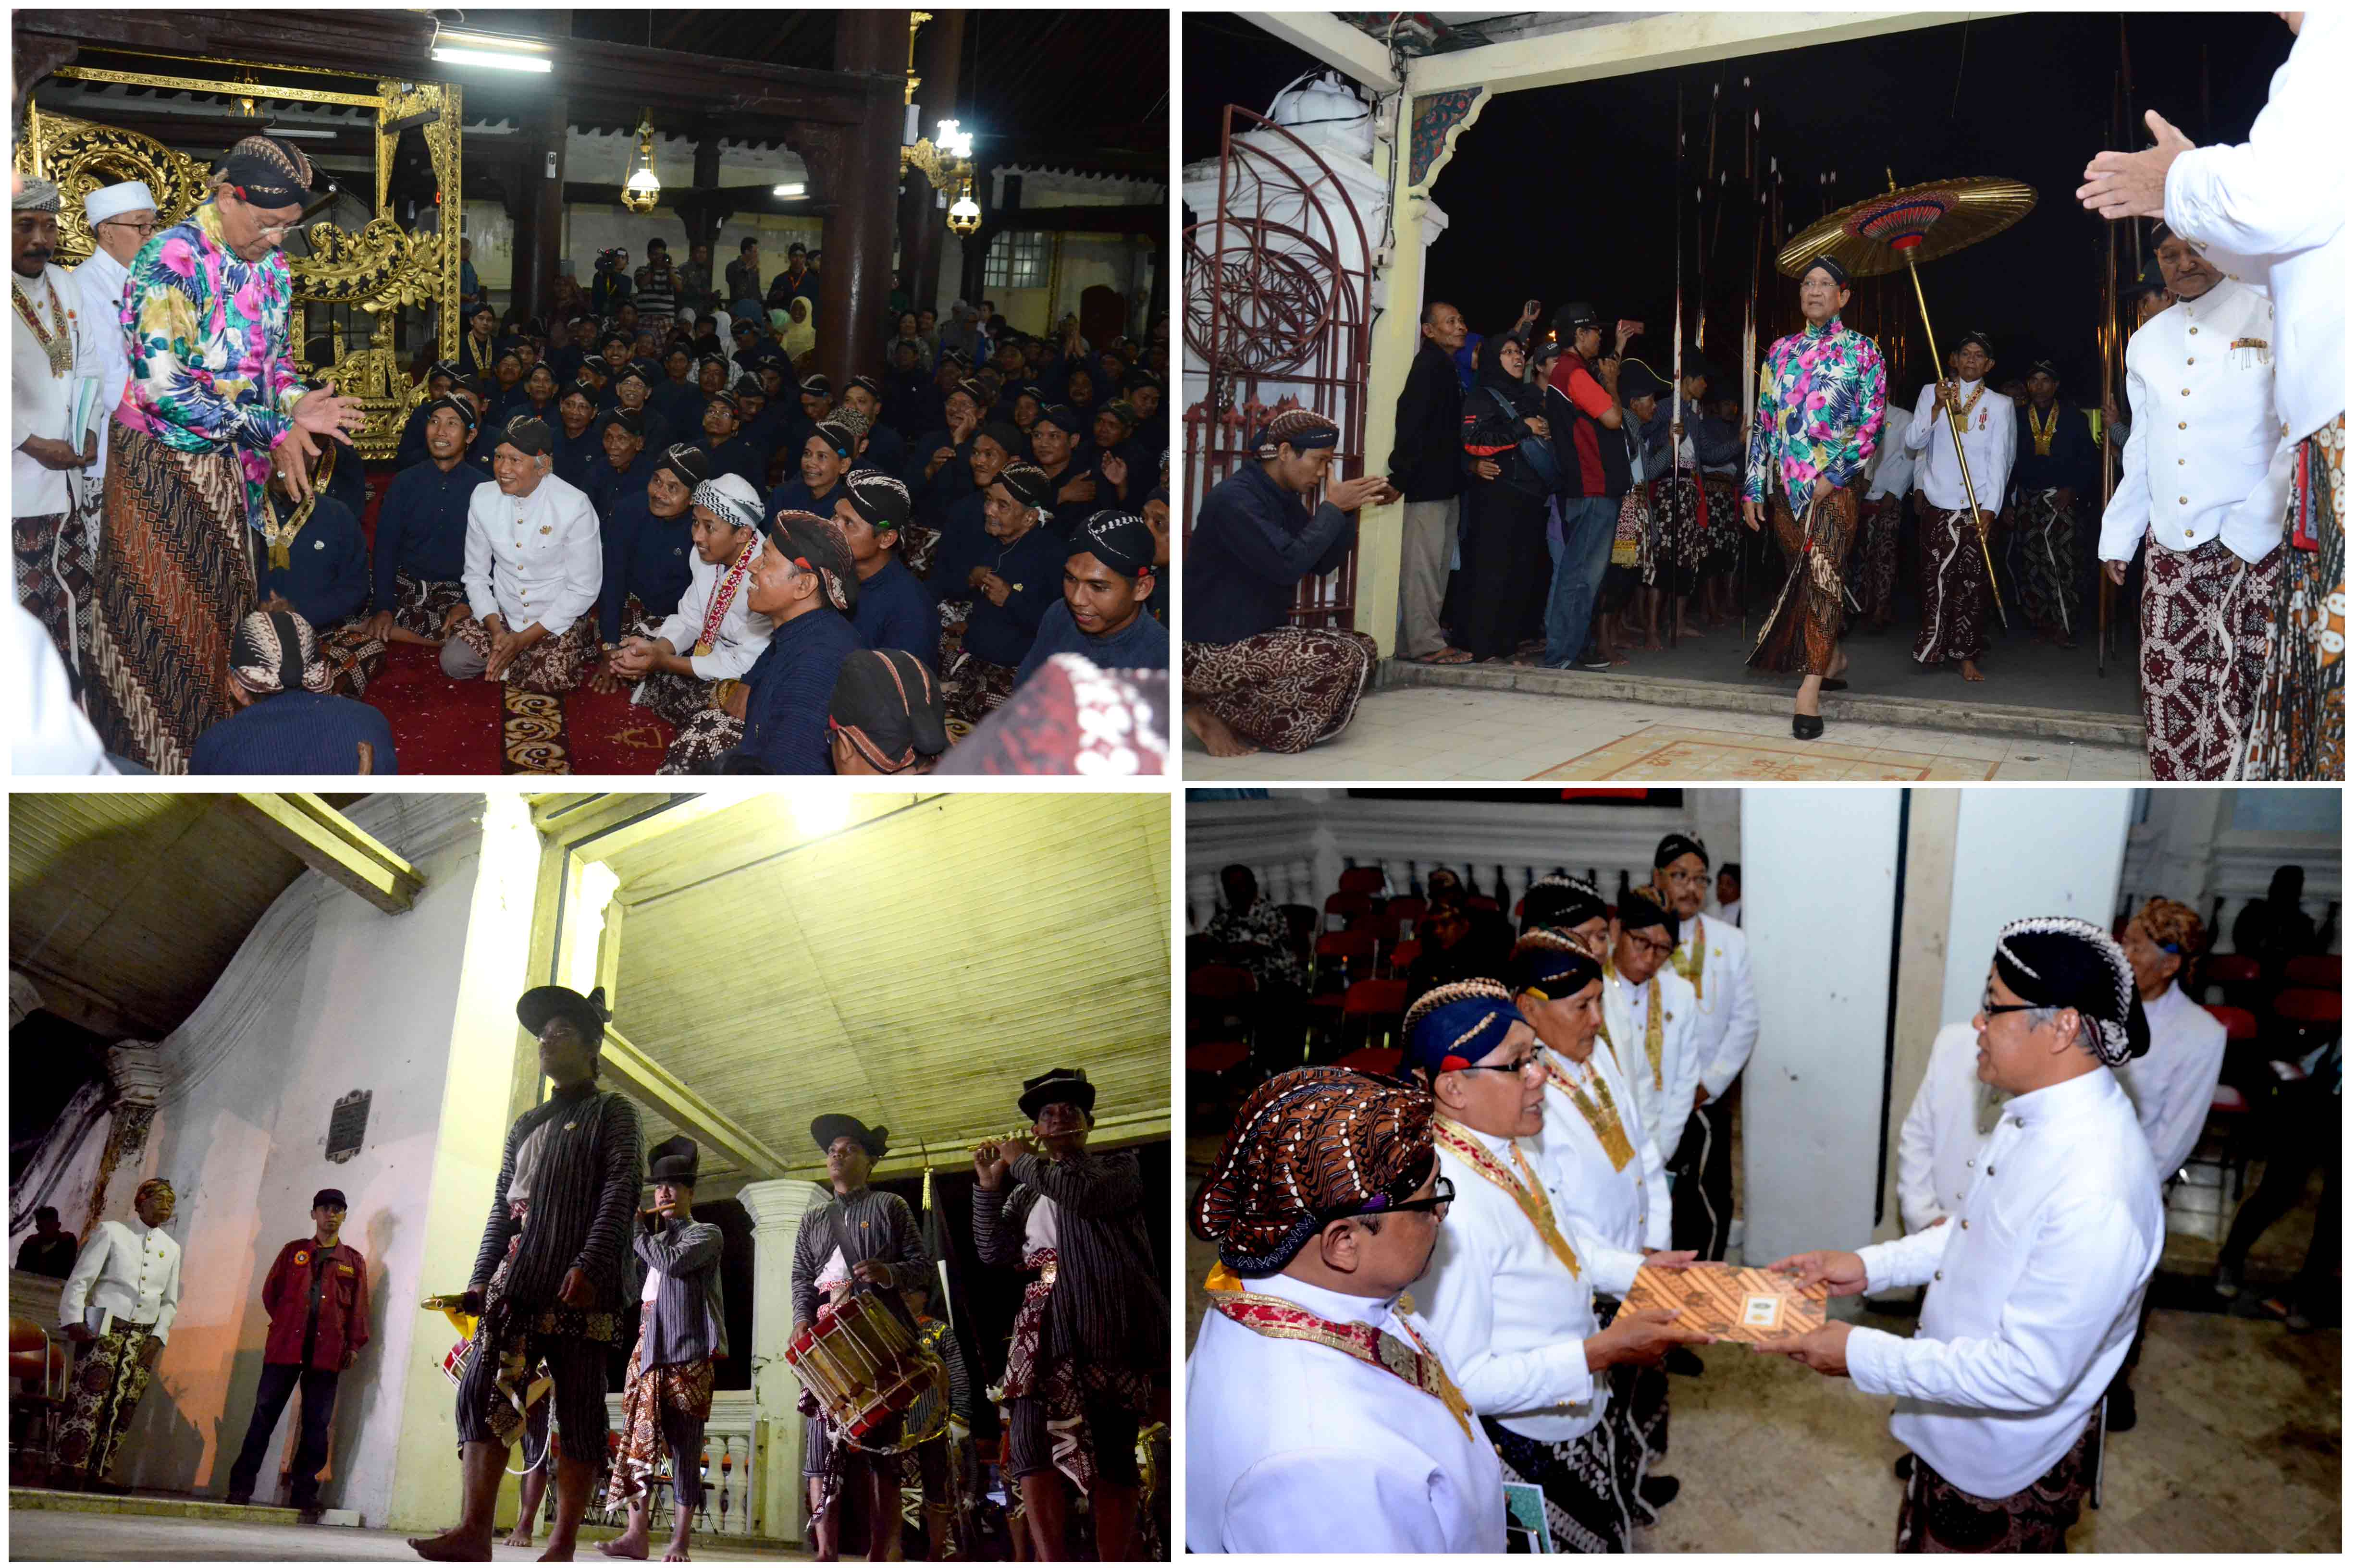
[1662,872,1712,890]
[1459,1052,1543,1077]
[99,218,158,237]
[1369,1175,1456,1218]
[1976,998,2054,1021]
[1626,933,1677,958]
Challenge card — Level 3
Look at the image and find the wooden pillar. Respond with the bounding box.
[514,92,567,330]
[901,9,965,317]
[684,134,724,255]
[821,9,908,389]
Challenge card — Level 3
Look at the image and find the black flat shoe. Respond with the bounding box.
[1640,1474,1682,1508]
[1664,1345,1705,1377]
[1821,678,1849,690]
[1894,1453,1915,1481]
[1792,713,1825,740]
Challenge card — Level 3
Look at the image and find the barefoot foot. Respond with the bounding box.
[1958,659,1986,683]
[598,1538,649,1560]
[537,1546,576,1562]
[1184,703,1257,758]
[408,1527,494,1561]
[503,1530,538,1550]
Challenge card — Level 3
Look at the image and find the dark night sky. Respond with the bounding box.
[1186,12,2293,406]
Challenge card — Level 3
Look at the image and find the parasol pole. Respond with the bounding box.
[1888,168,2009,628]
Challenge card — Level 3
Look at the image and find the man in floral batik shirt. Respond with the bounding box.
[1742,255,1887,740]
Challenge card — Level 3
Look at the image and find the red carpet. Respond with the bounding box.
[362,643,673,774]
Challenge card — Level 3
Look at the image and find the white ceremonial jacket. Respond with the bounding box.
[2098,276,2282,563]
[2113,984,2230,1187]
[1533,1044,1668,1297]
[1895,1023,2007,1233]
[1407,1121,1603,1445]
[12,263,89,519]
[59,1215,182,1343]
[1676,911,1759,1102]
[464,472,604,634]
[1603,966,1701,1165]
[68,245,131,484]
[652,544,772,681]
[1905,381,2016,514]
[2163,8,2346,467]
[1184,1271,1500,1554]
[1847,1066,2162,1498]
[1865,404,1918,502]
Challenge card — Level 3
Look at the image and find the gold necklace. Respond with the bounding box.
[1668,917,1707,1000]
[12,273,74,379]
[1435,1122,1580,1278]
[259,488,318,570]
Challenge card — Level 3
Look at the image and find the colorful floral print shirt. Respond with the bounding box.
[1742,316,1888,510]
[115,199,307,520]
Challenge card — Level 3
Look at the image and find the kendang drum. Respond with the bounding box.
[787,1291,947,1453]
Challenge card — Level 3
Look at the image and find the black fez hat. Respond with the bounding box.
[312,1188,347,1211]
[1018,1067,1097,1120]
[1803,253,1853,288]
[516,984,608,1045]
[799,372,833,398]
[1953,330,1996,358]
[648,1135,700,1186]
[810,1114,888,1159]
[1654,833,1710,870]
[2027,358,2062,381]
[496,416,554,457]
[1616,886,1680,939]
[1036,405,1083,436]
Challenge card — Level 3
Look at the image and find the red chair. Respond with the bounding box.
[1468,895,1502,914]
[2205,1004,2258,1044]
[1323,891,1376,928]
[2272,987,2341,1048]
[1339,866,1386,896]
[2284,955,2342,990]
[1187,965,1258,1045]
[1335,1045,1403,1076]
[1389,938,1421,976]
[1348,912,1396,951]
[1184,1040,1256,1132]
[1336,978,1409,1060]
[1385,895,1429,931]
[2200,954,2261,1005]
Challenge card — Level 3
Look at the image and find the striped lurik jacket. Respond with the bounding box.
[973,1149,1165,1377]
[789,1187,929,1329]
[630,1217,728,1369]
[469,1085,644,1316]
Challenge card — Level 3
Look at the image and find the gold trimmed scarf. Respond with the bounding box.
[1434,1122,1580,1278]
[1204,1270,1474,1439]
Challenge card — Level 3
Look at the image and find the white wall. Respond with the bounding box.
[115,796,490,1522]
[1937,790,2133,1031]
[1738,790,1903,1265]
[2118,789,2342,952]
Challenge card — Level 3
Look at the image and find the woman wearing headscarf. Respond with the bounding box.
[87,135,367,772]
[826,646,949,774]
[1180,410,1384,757]
[779,297,816,366]
[1459,332,1555,663]
[189,608,397,774]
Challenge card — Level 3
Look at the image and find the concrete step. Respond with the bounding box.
[1383,657,2147,748]
[10,1486,363,1527]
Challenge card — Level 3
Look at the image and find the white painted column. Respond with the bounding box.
[1737,789,1903,1265]
[1936,790,2134,1029]
[737,1177,824,1543]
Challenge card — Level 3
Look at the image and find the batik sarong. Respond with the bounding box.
[1594,1294,1672,1532]
[53,1322,159,1483]
[610,610,724,728]
[1857,492,1904,624]
[990,1246,1153,1499]
[13,491,94,675]
[1182,626,1378,754]
[1701,474,1744,571]
[447,610,599,695]
[2139,535,2280,780]
[1748,486,1859,677]
[1644,474,1711,593]
[1486,1412,1630,1553]
[453,1206,619,1465]
[312,617,389,699]
[604,1338,714,1512]
[2015,490,2083,640]
[2242,414,2345,781]
[1896,1405,2100,1553]
[939,623,1018,727]
[1912,496,1994,665]
[383,569,470,642]
[899,522,942,583]
[658,707,744,774]
[86,423,256,772]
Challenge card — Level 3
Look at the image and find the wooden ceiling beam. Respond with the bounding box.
[224,794,423,915]
[599,1024,796,1182]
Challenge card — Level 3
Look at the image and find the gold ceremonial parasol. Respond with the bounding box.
[1779,173,2035,626]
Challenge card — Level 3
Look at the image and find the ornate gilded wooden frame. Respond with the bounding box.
[16,61,464,459]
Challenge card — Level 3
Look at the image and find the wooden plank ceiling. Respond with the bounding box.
[7,796,325,1039]
[599,793,1169,1190]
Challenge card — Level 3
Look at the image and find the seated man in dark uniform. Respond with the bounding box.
[259,459,379,699]
[1014,510,1169,689]
[836,473,938,667]
[364,394,488,655]
[191,610,398,775]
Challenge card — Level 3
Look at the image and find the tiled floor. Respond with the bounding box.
[1184,686,2154,781]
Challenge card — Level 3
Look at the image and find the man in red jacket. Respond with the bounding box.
[226,1189,371,1511]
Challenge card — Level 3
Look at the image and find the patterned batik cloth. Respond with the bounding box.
[1700,475,1744,572]
[899,522,942,583]
[1593,1295,1672,1532]
[1748,487,1859,678]
[1644,474,1712,593]
[454,1206,621,1465]
[13,501,93,675]
[610,610,725,729]
[1182,627,1377,755]
[1856,492,1904,624]
[1486,1411,1630,1553]
[447,611,599,695]
[2243,414,2345,781]
[312,617,389,699]
[603,1337,715,1512]
[658,708,744,774]
[2138,534,2281,780]
[384,569,470,642]
[2015,490,2084,640]
[992,1246,1157,1498]
[938,622,1018,726]
[1742,318,1889,516]
[85,422,256,773]
[52,1323,159,1483]
[1912,497,1996,666]
[1896,1405,2101,1552]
